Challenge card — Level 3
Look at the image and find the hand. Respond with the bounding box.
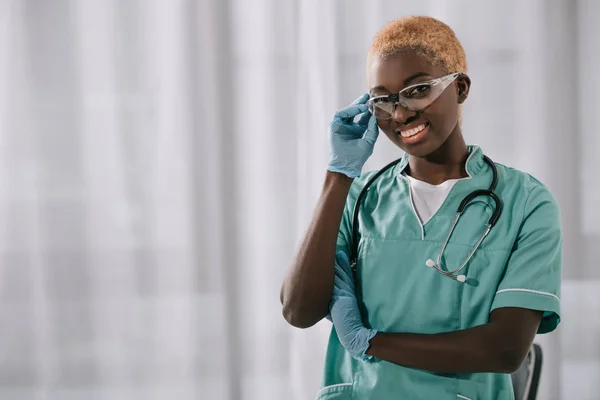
[328,250,377,360]
[327,94,379,178]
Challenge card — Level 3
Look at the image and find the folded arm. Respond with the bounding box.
[328,252,543,373]
[336,185,560,373]
[365,307,542,373]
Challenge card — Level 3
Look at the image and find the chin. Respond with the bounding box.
[388,135,441,158]
[402,143,441,158]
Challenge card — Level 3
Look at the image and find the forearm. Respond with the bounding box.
[366,321,529,374]
[281,171,353,328]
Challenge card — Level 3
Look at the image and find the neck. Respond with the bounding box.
[406,130,469,185]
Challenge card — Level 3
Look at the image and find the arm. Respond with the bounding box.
[280,94,379,329]
[280,172,353,328]
[330,181,560,372]
[366,307,543,374]
[365,182,560,373]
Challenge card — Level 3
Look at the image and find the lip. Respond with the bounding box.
[396,122,430,144]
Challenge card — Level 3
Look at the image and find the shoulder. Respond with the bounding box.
[495,163,561,222]
[495,163,539,187]
[347,163,401,204]
[342,170,379,212]
[495,163,556,198]
[349,170,379,193]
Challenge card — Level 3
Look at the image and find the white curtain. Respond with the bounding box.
[0,1,598,399]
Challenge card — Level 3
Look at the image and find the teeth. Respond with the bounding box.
[400,124,427,138]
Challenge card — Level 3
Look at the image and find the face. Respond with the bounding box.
[368,51,470,157]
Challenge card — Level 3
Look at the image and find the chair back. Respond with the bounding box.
[511,343,543,400]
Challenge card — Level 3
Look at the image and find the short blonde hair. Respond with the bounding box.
[367,16,467,75]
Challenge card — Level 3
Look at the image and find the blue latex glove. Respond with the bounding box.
[327,94,379,178]
[328,250,377,360]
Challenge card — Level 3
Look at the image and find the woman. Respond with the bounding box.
[280,16,561,399]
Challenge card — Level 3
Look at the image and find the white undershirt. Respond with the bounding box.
[403,173,463,225]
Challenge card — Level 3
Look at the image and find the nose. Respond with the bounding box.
[391,102,418,124]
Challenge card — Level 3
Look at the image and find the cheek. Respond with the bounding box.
[376,120,399,142]
[377,120,394,134]
[425,96,459,130]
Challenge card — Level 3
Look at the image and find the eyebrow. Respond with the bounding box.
[403,72,431,85]
[370,72,432,94]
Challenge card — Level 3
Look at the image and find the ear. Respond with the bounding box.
[456,74,471,104]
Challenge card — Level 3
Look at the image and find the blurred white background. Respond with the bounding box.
[0,0,599,399]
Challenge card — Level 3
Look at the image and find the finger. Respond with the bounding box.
[356,110,372,127]
[362,115,379,146]
[334,104,368,120]
[334,265,354,288]
[335,251,355,281]
[350,93,370,106]
[336,250,351,267]
[334,279,354,296]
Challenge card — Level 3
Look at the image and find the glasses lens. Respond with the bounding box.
[368,97,393,120]
[398,80,447,111]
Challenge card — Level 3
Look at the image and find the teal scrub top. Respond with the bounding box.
[317,146,562,400]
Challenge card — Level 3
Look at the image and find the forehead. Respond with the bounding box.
[368,51,446,93]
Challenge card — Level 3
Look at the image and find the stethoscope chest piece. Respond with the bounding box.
[351,154,502,285]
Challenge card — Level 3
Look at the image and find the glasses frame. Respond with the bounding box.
[367,72,463,120]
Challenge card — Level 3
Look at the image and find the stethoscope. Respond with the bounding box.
[350,154,502,286]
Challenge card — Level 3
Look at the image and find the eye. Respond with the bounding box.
[372,96,391,104]
[404,84,431,98]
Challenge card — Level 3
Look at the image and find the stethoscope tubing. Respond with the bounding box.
[349,154,501,284]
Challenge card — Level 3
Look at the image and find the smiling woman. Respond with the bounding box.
[366,16,470,163]
[280,15,562,400]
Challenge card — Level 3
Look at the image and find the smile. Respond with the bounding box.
[400,123,429,138]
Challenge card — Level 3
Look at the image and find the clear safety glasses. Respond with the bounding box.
[366,72,462,120]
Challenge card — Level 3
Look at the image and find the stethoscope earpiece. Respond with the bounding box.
[425,259,467,283]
